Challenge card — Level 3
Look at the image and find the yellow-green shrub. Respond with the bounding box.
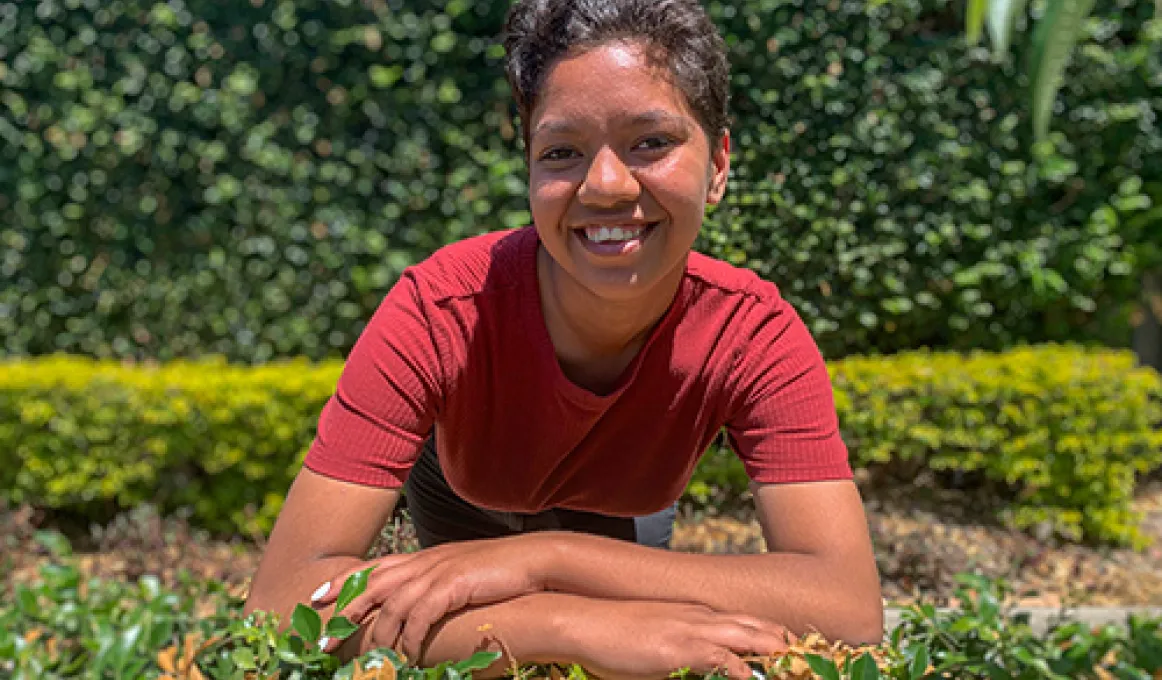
[3,346,1160,544]
[831,346,1162,547]
[0,356,341,535]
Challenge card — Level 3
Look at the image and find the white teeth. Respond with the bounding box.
[584,225,646,243]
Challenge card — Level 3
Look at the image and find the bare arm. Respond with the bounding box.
[326,479,882,654]
[243,468,400,653]
[375,591,790,679]
[246,469,786,679]
[535,480,884,644]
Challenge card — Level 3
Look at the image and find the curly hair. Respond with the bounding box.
[502,0,730,146]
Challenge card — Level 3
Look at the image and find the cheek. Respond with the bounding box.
[641,162,710,218]
[529,175,573,217]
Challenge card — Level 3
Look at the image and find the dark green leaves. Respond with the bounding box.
[906,644,931,679]
[805,654,842,680]
[324,616,360,640]
[291,604,322,645]
[334,567,374,615]
[849,653,881,680]
[1,0,1155,375]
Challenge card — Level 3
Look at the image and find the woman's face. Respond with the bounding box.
[527,41,730,304]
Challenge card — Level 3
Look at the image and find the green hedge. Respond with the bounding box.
[4,346,1161,544]
[1,0,1159,363]
[0,356,340,535]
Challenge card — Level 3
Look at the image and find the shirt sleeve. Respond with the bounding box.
[303,268,444,488]
[724,292,853,485]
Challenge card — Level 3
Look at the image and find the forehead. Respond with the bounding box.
[530,42,696,134]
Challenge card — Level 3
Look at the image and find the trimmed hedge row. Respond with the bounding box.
[4,345,1161,544]
[1,0,1160,363]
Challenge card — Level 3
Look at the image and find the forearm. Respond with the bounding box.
[371,592,584,678]
[537,533,883,644]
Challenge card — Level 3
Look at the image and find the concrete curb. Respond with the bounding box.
[884,607,1162,636]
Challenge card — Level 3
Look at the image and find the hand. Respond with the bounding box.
[559,599,792,680]
[311,534,552,654]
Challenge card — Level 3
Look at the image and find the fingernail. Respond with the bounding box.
[310,582,330,602]
[318,636,331,651]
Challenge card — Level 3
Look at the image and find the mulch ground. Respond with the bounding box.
[5,478,1162,609]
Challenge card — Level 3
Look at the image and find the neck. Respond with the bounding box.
[536,246,684,358]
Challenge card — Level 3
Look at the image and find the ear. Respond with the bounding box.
[706,130,730,205]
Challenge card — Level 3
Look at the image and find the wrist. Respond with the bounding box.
[524,531,573,591]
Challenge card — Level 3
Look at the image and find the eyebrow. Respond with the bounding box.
[531,110,690,140]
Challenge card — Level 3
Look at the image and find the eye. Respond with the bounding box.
[538,147,580,162]
[633,135,676,152]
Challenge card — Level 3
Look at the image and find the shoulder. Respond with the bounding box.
[682,252,823,373]
[684,250,792,320]
[405,227,533,304]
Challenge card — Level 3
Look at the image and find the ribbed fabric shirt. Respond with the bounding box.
[304,226,852,517]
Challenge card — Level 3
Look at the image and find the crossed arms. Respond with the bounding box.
[244,468,883,679]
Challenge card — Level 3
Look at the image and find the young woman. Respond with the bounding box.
[245,1,883,677]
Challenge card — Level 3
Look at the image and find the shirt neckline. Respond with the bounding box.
[518,226,690,409]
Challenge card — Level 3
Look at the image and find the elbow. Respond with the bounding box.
[833,597,885,647]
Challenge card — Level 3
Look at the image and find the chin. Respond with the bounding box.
[576,269,662,302]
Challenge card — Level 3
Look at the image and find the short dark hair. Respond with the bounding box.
[503,0,730,147]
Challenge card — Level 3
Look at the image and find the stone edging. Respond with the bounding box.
[884,607,1162,636]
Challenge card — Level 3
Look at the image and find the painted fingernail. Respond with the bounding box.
[310,582,330,602]
[318,636,331,651]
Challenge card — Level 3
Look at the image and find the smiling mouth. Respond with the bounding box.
[572,222,659,257]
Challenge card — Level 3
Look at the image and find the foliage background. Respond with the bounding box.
[2,0,1160,363]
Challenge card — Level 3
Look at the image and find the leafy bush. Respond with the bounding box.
[5,533,1162,679]
[4,346,1161,544]
[833,345,1162,546]
[1,0,1159,363]
[0,355,341,535]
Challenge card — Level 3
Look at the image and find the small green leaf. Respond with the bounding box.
[232,648,257,669]
[325,616,360,640]
[908,645,931,680]
[33,530,72,558]
[17,588,38,615]
[804,654,842,680]
[851,652,881,680]
[291,603,322,644]
[335,567,374,614]
[451,650,502,672]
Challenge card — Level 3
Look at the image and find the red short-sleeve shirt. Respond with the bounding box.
[304,227,851,517]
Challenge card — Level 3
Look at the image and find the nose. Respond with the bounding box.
[577,146,640,207]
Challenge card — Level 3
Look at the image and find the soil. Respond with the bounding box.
[4,478,1162,609]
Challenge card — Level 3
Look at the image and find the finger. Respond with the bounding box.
[372,575,433,652]
[693,645,753,680]
[338,564,415,624]
[398,575,471,655]
[723,615,792,654]
[700,622,789,659]
[310,555,409,606]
